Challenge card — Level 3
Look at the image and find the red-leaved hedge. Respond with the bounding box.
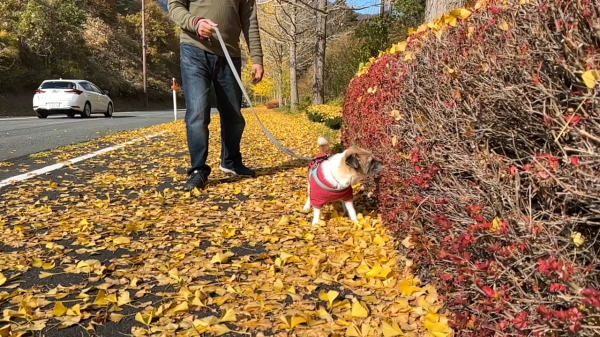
[342,0,599,336]
[265,99,279,109]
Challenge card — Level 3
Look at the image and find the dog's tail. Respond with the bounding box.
[317,136,330,154]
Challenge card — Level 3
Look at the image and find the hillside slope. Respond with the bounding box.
[0,0,180,115]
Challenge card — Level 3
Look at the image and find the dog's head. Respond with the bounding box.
[339,146,382,182]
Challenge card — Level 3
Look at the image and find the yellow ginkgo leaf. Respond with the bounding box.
[41,261,55,270]
[210,251,234,264]
[110,313,125,323]
[382,321,403,337]
[219,308,237,322]
[277,215,290,226]
[424,319,453,337]
[315,306,333,320]
[319,289,339,307]
[172,301,189,313]
[135,312,153,325]
[450,8,472,19]
[279,315,307,329]
[222,226,236,238]
[212,324,231,336]
[346,323,361,336]
[491,217,502,233]
[571,232,585,247]
[351,299,369,318]
[582,70,598,89]
[39,271,58,279]
[399,278,423,296]
[0,325,11,337]
[53,301,68,316]
[117,291,131,306]
[389,110,402,121]
[0,273,6,286]
[113,236,131,245]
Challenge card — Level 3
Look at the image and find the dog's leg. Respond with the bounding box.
[343,201,358,222]
[303,185,311,212]
[341,201,348,215]
[312,207,321,225]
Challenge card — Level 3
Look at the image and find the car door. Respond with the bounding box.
[80,82,99,111]
[89,83,109,112]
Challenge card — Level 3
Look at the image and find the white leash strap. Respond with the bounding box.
[213,27,314,161]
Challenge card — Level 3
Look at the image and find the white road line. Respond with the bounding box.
[0,131,167,188]
[0,110,186,121]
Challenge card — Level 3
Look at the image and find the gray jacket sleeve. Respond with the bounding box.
[168,0,201,33]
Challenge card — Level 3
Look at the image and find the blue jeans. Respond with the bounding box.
[180,43,245,176]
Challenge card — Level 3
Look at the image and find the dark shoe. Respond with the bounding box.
[184,170,209,191]
[219,164,256,177]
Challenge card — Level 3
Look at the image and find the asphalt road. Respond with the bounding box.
[0,109,217,162]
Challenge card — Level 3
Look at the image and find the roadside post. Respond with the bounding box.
[171,78,179,121]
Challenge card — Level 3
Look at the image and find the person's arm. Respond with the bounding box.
[239,0,263,65]
[168,0,204,34]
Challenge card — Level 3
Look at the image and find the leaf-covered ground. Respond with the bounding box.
[0,109,453,337]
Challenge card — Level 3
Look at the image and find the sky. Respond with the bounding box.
[346,0,382,14]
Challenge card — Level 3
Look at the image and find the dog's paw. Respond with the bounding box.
[312,219,325,226]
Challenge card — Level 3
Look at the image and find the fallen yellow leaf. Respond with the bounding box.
[280,315,307,329]
[319,289,339,307]
[113,236,131,245]
[382,321,403,337]
[571,231,585,247]
[212,324,231,336]
[110,313,125,323]
[582,70,598,89]
[211,251,234,264]
[172,301,189,313]
[53,301,68,317]
[135,312,152,325]
[0,325,11,337]
[351,299,369,318]
[219,308,237,322]
[450,8,472,19]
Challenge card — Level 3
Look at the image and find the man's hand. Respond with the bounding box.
[196,18,217,39]
[251,64,263,84]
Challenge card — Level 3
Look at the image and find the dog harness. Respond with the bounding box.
[308,154,353,208]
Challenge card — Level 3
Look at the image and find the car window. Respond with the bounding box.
[40,81,76,89]
[89,83,103,94]
[80,82,93,91]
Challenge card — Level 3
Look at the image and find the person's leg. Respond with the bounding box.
[213,56,255,176]
[180,43,214,190]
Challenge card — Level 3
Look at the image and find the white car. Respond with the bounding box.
[33,79,114,118]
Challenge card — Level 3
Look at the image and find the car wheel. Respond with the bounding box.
[104,103,113,117]
[36,112,47,119]
[81,102,91,118]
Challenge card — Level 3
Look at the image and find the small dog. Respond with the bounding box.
[303,137,382,224]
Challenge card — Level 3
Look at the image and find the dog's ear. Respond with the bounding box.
[345,153,361,169]
[368,160,382,175]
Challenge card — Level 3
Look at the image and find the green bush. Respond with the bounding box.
[305,105,342,130]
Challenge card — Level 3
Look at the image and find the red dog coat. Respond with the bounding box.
[308,153,353,208]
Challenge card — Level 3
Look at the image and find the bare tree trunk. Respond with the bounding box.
[312,0,327,105]
[276,69,283,107]
[289,41,299,111]
[289,1,299,111]
[424,0,465,21]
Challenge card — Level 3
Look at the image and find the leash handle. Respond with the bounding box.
[213,27,314,162]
